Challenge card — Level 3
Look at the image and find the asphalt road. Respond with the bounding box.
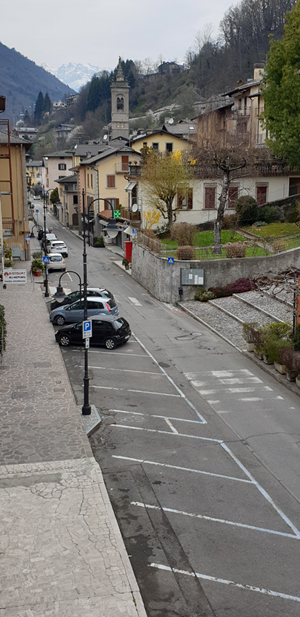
[41,208,300,617]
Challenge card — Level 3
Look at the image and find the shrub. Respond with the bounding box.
[242,322,259,343]
[235,195,258,226]
[279,347,295,371]
[292,352,300,376]
[95,236,105,247]
[264,338,292,363]
[32,251,43,259]
[194,290,215,302]
[0,304,6,353]
[225,242,246,258]
[272,239,286,253]
[260,205,279,224]
[227,278,253,294]
[291,324,300,351]
[285,204,300,223]
[171,222,196,246]
[253,221,267,227]
[31,258,44,273]
[176,245,195,260]
[209,286,232,298]
[222,213,239,230]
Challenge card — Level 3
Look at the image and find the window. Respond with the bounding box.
[58,163,66,170]
[91,174,93,189]
[152,143,159,151]
[87,174,90,188]
[73,195,78,205]
[177,188,193,210]
[107,175,116,188]
[117,96,124,110]
[121,155,129,171]
[256,185,267,206]
[166,143,173,153]
[204,187,216,209]
[228,186,238,209]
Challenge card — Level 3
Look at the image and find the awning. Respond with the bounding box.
[125,181,136,192]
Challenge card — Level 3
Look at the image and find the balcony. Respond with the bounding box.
[128,164,142,178]
[120,207,141,222]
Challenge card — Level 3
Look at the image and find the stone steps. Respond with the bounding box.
[181,289,293,351]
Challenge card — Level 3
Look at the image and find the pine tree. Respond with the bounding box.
[43,93,52,114]
[34,91,44,125]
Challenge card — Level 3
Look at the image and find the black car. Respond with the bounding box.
[55,315,131,349]
[50,287,115,311]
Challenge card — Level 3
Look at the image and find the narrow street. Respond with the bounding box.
[42,209,300,617]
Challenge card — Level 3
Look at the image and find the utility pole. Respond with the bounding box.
[82,189,91,415]
[43,194,49,297]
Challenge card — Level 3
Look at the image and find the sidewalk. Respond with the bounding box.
[0,259,147,616]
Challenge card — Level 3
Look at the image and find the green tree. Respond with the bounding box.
[261,1,300,168]
[141,150,193,228]
[43,92,52,114]
[50,188,59,204]
[34,91,44,125]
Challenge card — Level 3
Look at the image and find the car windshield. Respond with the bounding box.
[101,290,112,298]
[108,298,116,308]
[50,256,62,262]
[113,318,127,330]
[53,242,65,247]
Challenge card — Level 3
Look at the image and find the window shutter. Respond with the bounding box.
[205,187,215,209]
[256,186,267,206]
[228,187,238,208]
[107,175,115,188]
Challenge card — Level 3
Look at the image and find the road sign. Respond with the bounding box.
[168,257,174,264]
[85,338,90,348]
[25,234,30,239]
[35,209,39,213]
[82,320,92,339]
[42,256,50,264]
[3,269,27,284]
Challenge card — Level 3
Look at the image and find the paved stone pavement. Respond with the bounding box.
[0,258,147,616]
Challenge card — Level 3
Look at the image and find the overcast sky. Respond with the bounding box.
[1,0,236,71]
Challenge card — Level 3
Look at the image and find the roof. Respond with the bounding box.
[26,160,43,167]
[0,130,32,148]
[131,128,188,143]
[44,150,73,158]
[55,174,78,184]
[162,122,197,136]
[80,145,140,167]
[223,79,262,97]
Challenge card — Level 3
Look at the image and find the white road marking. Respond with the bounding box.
[86,366,163,376]
[91,385,180,396]
[207,400,220,404]
[149,564,300,603]
[264,386,273,391]
[132,502,298,539]
[221,443,300,538]
[165,419,178,434]
[111,410,204,424]
[133,333,206,423]
[113,455,250,482]
[129,297,142,306]
[239,397,263,402]
[219,377,262,384]
[113,425,220,439]
[72,349,146,357]
[227,388,256,393]
[198,390,217,395]
[277,396,284,400]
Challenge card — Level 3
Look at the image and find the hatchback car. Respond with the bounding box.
[55,315,131,349]
[47,240,68,257]
[50,296,118,325]
[47,253,66,272]
[50,287,115,311]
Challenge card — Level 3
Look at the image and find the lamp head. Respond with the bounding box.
[106,218,120,239]
[53,285,66,302]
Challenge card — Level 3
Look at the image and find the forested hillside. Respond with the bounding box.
[67,0,296,141]
[0,42,74,121]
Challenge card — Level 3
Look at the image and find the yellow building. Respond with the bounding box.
[26,160,43,186]
[130,128,189,155]
[0,128,31,262]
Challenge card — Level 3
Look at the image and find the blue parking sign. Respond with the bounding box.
[82,320,92,338]
[168,257,174,264]
[42,256,50,264]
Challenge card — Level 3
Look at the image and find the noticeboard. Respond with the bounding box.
[180,268,204,287]
[3,269,27,284]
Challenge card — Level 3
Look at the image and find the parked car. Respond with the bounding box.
[50,296,118,325]
[55,315,131,349]
[41,232,57,248]
[47,253,66,272]
[47,240,68,257]
[50,287,115,311]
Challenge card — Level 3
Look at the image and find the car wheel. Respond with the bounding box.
[54,315,65,326]
[105,338,116,350]
[58,334,71,346]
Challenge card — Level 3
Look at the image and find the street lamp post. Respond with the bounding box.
[83,197,120,243]
[82,189,91,416]
[43,193,49,298]
[53,270,82,302]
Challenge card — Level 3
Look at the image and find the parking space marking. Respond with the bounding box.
[239,397,263,402]
[113,425,217,438]
[85,365,163,376]
[134,333,206,423]
[129,297,142,306]
[112,410,205,425]
[72,349,146,357]
[91,385,181,396]
[132,502,298,539]
[149,564,300,604]
[113,455,249,482]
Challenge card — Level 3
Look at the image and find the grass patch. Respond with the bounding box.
[282,235,300,250]
[162,229,246,250]
[242,222,299,238]
[161,244,270,260]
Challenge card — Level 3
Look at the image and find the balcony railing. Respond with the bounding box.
[120,207,141,221]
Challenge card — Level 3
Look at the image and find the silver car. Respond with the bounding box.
[50,296,119,325]
[48,240,68,257]
[47,252,66,272]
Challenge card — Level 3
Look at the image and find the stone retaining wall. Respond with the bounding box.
[131,243,300,303]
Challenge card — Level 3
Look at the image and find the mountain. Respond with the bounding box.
[0,42,74,123]
[41,62,112,92]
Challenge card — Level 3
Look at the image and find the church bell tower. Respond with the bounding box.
[110,57,130,141]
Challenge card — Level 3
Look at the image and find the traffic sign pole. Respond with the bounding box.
[168,257,174,305]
